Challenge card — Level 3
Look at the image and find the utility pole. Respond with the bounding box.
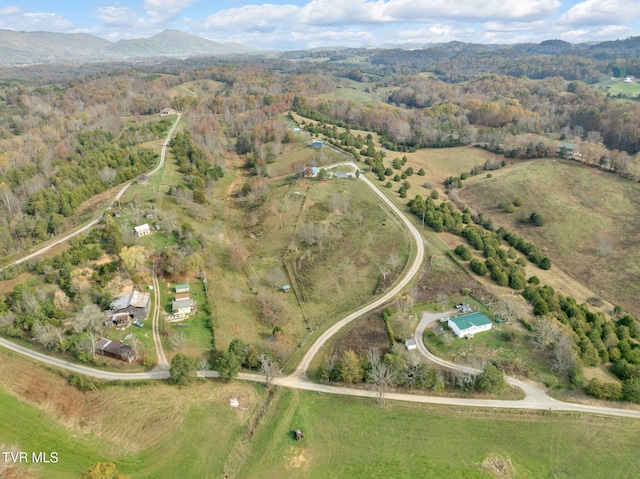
[422,212,425,229]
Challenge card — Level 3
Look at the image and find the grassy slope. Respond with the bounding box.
[238,388,640,479]
[458,158,640,312]
[0,350,262,479]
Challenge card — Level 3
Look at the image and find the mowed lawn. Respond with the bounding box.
[239,388,640,479]
[458,158,640,313]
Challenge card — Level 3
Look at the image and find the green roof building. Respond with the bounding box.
[448,312,492,338]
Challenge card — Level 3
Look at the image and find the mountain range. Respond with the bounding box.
[0,29,256,66]
[1,28,639,67]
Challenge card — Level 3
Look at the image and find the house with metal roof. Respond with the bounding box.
[175,283,190,294]
[109,290,151,321]
[448,313,492,338]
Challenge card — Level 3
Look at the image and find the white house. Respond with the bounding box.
[624,76,633,83]
[448,313,492,338]
[160,107,177,116]
[172,298,194,316]
[134,223,151,237]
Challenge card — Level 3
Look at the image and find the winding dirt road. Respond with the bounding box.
[1,152,640,419]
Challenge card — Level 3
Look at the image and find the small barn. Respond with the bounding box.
[109,291,151,321]
[134,224,151,237]
[160,107,177,116]
[405,338,417,350]
[311,140,323,148]
[448,313,492,338]
[95,338,137,363]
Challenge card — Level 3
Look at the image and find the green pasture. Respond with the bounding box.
[238,388,640,479]
[459,158,640,313]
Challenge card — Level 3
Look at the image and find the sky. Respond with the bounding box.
[0,0,639,50]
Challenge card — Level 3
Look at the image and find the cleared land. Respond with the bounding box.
[237,388,640,479]
[458,158,640,313]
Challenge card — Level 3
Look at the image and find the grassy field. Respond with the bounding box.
[0,350,262,479]
[458,158,640,313]
[237,388,640,479]
[4,349,640,479]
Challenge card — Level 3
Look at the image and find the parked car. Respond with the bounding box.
[133,320,144,328]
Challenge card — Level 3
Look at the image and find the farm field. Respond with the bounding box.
[0,349,262,479]
[4,347,640,479]
[237,388,640,479]
[458,158,640,313]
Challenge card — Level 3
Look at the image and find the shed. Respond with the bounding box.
[405,338,417,350]
[134,223,151,237]
[175,283,190,294]
[95,338,137,363]
[448,313,492,338]
[282,285,291,293]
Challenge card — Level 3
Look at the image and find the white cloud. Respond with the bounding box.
[0,6,21,15]
[384,0,560,22]
[560,0,640,26]
[0,11,74,32]
[143,0,196,26]
[204,4,299,32]
[483,20,547,32]
[298,0,388,25]
[96,6,138,28]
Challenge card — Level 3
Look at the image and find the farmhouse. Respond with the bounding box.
[172,298,194,316]
[160,107,176,116]
[134,223,151,237]
[109,290,151,321]
[448,313,492,338]
[95,338,137,363]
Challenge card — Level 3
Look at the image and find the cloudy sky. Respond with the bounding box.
[1,0,639,49]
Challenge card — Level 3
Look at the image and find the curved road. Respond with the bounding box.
[0,114,181,272]
[2,153,640,419]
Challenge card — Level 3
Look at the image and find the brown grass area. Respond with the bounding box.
[0,351,260,457]
[331,313,390,357]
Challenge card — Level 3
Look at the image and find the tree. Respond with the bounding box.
[339,350,364,383]
[475,363,505,393]
[418,168,426,176]
[169,352,197,386]
[622,378,640,404]
[532,318,562,352]
[366,350,396,404]
[538,257,552,270]
[259,353,281,391]
[530,212,546,227]
[217,349,241,380]
[72,303,104,334]
[169,332,187,351]
[80,462,128,479]
[197,358,210,379]
[454,244,472,261]
[470,258,487,276]
[119,245,147,274]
